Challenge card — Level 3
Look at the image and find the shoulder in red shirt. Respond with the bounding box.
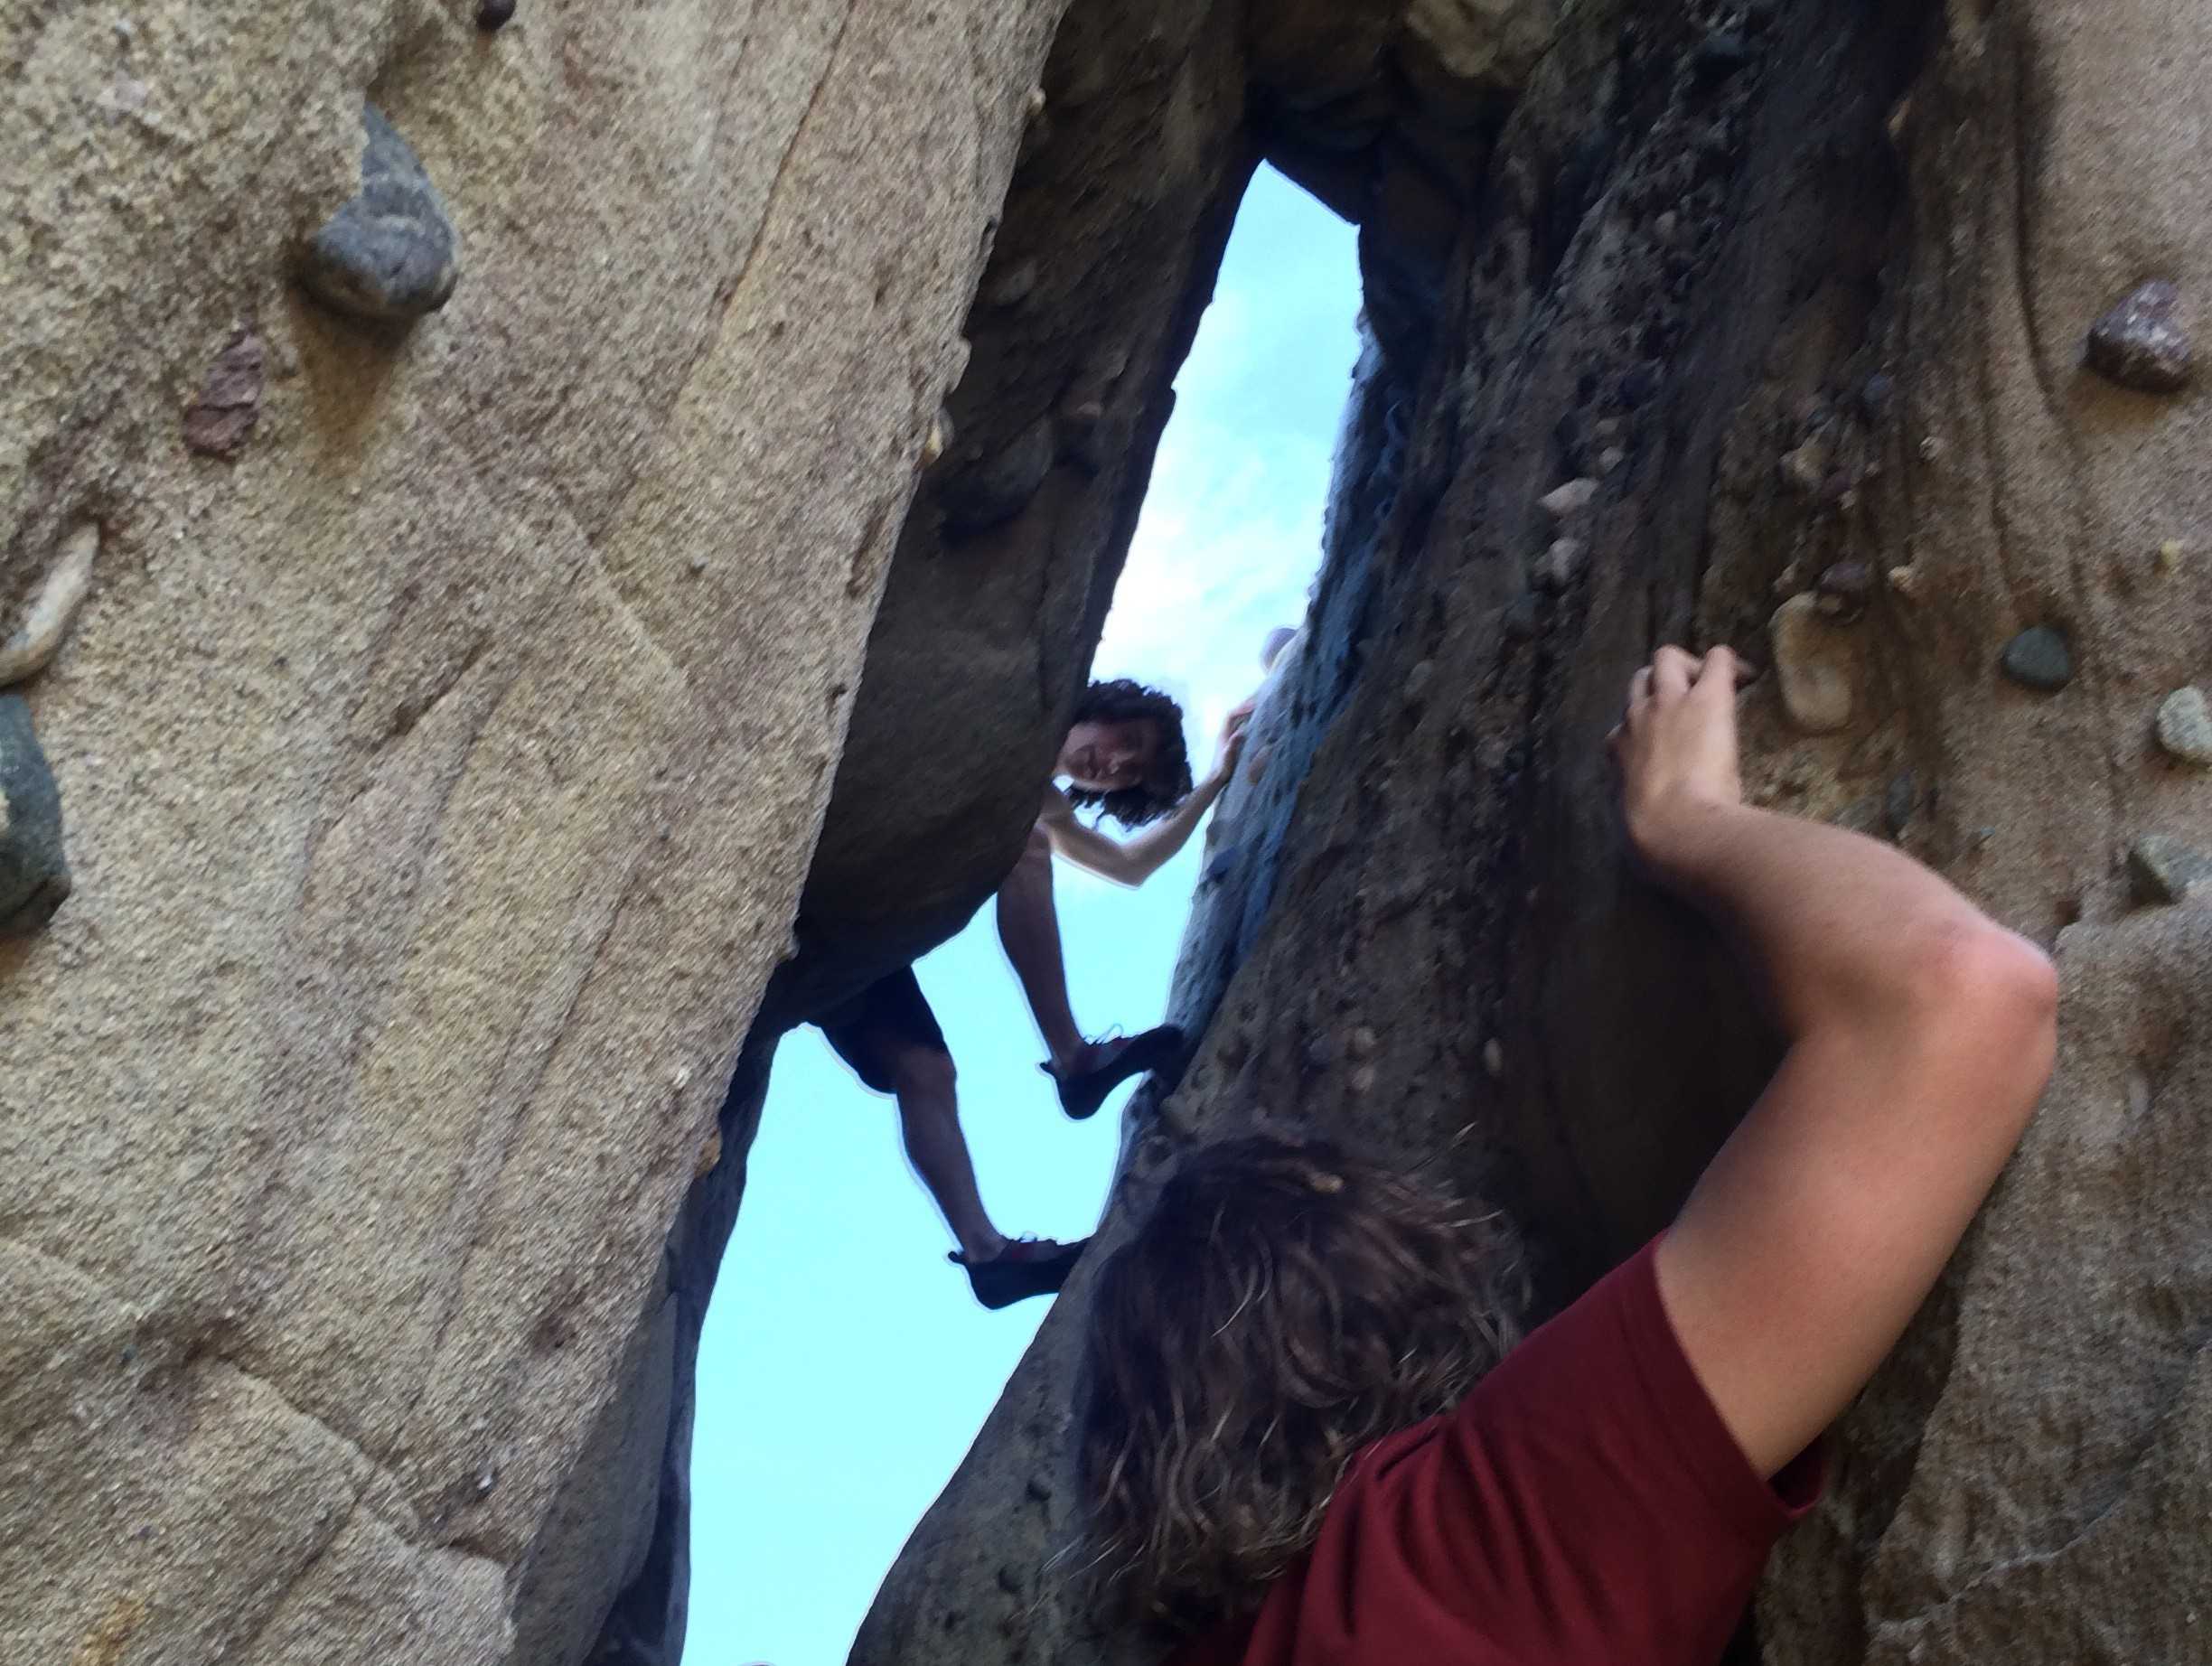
[1168,1238,1823,1666]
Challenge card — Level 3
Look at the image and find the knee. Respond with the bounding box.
[890,1044,956,1104]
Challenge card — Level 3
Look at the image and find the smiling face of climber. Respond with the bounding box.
[1058,716,1160,793]
[1055,679,1196,828]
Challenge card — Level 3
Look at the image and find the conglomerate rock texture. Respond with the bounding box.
[851,0,2212,1663]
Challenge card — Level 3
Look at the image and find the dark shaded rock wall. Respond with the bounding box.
[848,0,2212,1661]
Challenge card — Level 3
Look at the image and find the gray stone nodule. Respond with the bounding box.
[0,693,70,936]
[296,104,461,324]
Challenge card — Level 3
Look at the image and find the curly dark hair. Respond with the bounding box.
[1075,1132,1527,1633]
[1064,679,1193,828]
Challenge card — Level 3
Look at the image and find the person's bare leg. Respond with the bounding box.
[996,827,1093,1072]
[887,1044,1006,1264]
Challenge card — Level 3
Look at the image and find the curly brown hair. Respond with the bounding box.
[1075,1132,1527,1633]
[1064,679,1193,828]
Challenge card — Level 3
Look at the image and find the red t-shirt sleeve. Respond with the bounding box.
[1178,1237,1822,1666]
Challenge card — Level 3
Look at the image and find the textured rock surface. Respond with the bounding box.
[0,2,1062,1663]
[854,1,2212,1663]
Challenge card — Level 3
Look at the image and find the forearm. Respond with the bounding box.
[1112,772,1226,884]
[1619,644,2060,1478]
[1644,801,2020,1040]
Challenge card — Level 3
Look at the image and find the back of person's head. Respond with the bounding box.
[1075,1131,1525,1632]
[1065,678,1194,828]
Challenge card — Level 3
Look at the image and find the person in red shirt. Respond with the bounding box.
[1076,642,2061,1662]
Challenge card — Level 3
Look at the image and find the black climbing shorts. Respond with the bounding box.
[813,968,950,1095]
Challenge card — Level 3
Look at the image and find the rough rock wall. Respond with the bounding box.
[579,7,1261,1661]
[0,3,1062,1663]
[774,0,1260,1016]
[854,0,2212,1662]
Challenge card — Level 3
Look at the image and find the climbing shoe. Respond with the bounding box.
[1046,1024,1186,1121]
[952,1237,1089,1310]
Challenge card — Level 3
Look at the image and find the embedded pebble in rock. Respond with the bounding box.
[1200,844,1240,886]
[1597,444,1626,475]
[2154,687,2212,765]
[182,329,265,458]
[1768,593,1856,733]
[296,105,461,323]
[1860,370,1897,419]
[1403,658,1434,700]
[982,258,1037,308]
[0,524,99,686]
[2157,539,2186,576]
[1533,538,1584,593]
[1540,477,1598,520]
[1482,1038,1505,1080]
[1779,435,1832,495]
[2126,835,2212,906]
[2085,279,2192,394]
[1347,1025,1378,1061]
[0,692,70,936]
[939,414,1054,533]
[2000,625,2073,692]
[1815,559,1874,619]
[475,0,516,29]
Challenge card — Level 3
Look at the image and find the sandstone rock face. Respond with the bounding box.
[10,0,2207,1659]
[0,3,1061,1663]
[853,1,2212,1663]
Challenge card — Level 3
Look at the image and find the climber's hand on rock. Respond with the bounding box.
[1209,703,1253,787]
[1609,644,1743,882]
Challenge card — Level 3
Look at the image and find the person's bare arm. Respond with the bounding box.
[1616,645,2059,1477]
[1042,707,1249,887]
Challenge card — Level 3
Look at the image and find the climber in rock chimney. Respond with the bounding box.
[1072,643,2061,1662]
[812,678,1251,1311]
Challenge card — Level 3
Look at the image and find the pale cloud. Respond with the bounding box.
[1092,166,1362,754]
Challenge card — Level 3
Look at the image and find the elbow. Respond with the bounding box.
[1904,921,2060,1105]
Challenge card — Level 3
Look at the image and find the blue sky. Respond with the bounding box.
[683,165,1361,1666]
